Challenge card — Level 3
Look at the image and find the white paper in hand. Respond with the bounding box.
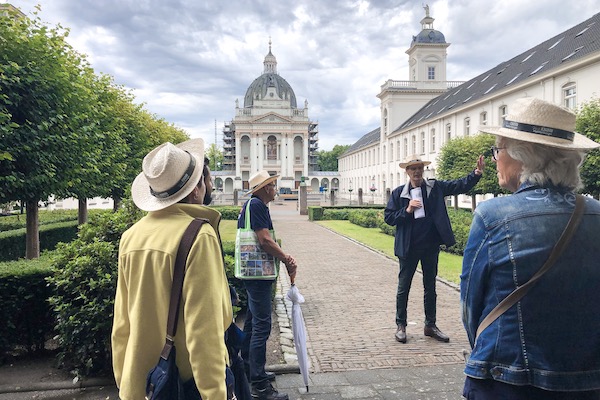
[410,188,426,219]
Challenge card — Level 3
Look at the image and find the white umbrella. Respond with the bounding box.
[285,283,310,392]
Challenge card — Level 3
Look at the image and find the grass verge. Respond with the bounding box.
[315,220,462,285]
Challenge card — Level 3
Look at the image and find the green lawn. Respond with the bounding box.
[315,220,463,284]
[219,220,237,242]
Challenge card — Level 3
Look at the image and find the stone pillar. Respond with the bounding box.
[358,188,364,206]
[330,189,336,206]
[299,185,308,215]
[386,188,391,204]
[233,189,239,206]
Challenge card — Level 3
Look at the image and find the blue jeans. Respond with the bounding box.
[241,279,274,385]
[396,245,440,327]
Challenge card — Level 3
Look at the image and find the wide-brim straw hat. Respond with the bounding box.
[479,97,599,150]
[247,170,279,195]
[399,154,431,169]
[132,138,204,211]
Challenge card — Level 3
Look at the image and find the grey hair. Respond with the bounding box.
[498,137,586,191]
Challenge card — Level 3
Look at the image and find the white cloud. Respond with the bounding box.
[14,0,600,150]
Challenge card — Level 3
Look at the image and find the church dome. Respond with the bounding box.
[243,41,297,108]
[243,73,297,108]
[413,29,446,44]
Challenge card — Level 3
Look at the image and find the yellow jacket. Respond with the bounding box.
[112,204,233,400]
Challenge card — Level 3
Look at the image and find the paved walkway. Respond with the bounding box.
[0,200,470,399]
[269,200,469,399]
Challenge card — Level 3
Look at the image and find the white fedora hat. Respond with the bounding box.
[131,138,204,211]
[479,97,599,150]
[399,154,431,169]
[247,170,279,195]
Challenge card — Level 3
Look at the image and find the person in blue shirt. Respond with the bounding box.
[461,97,600,399]
[238,171,297,400]
[385,154,484,344]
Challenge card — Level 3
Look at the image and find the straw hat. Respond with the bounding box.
[247,170,279,195]
[131,138,204,211]
[399,154,431,169]
[479,97,599,150]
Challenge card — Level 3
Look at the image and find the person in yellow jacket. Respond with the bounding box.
[112,138,233,400]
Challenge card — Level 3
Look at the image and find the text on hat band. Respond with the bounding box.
[149,152,196,199]
[503,120,574,142]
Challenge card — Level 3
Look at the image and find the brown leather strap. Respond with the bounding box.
[162,218,206,359]
[475,194,585,341]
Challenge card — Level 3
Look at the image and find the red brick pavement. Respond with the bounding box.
[269,201,469,373]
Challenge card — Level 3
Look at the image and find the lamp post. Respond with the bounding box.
[370,176,376,203]
[348,180,353,205]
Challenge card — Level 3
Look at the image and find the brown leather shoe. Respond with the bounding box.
[395,325,407,343]
[424,325,450,342]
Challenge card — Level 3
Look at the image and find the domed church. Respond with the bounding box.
[217,41,338,195]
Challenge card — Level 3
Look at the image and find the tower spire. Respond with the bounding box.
[263,37,278,74]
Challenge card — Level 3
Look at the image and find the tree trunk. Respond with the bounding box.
[78,197,88,225]
[453,194,459,210]
[471,194,477,211]
[25,199,40,259]
[113,195,122,212]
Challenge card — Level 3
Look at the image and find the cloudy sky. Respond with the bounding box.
[14,0,600,151]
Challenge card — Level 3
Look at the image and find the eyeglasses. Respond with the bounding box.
[490,146,506,161]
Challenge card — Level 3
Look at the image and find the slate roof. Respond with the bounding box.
[344,127,380,155]
[345,12,600,155]
[395,12,600,133]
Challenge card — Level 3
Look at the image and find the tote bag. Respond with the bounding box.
[234,200,279,280]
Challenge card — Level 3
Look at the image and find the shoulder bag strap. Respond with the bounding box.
[160,218,206,359]
[475,194,585,341]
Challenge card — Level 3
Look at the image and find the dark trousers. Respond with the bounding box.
[463,377,600,400]
[396,245,440,327]
[241,279,274,386]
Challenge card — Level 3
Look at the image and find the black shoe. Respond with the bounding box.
[251,381,289,400]
[395,325,407,343]
[265,371,277,381]
[424,324,450,342]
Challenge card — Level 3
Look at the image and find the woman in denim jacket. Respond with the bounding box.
[461,97,600,399]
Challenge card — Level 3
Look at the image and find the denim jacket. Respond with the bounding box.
[461,182,600,391]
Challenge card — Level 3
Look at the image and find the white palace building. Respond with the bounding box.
[339,7,600,208]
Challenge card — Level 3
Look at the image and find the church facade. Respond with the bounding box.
[214,42,340,195]
[339,8,600,208]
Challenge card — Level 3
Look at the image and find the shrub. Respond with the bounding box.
[348,209,380,228]
[46,200,142,377]
[0,255,54,360]
[47,239,117,376]
[308,206,323,221]
[322,208,349,220]
[214,206,242,220]
[0,220,79,262]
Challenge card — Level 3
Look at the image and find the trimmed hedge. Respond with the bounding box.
[310,206,473,255]
[0,255,54,359]
[0,220,79,262]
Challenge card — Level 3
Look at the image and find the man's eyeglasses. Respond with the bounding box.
[490,146,506,161]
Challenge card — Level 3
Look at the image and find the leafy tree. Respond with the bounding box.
[436,134,502,210]
[317,144,350,171]
[206,143,224,171]
[576,98,600,199]
[0,11,107,258]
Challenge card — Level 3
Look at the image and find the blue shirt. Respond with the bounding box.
[237,196,273,231]
[461,182,600,391]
